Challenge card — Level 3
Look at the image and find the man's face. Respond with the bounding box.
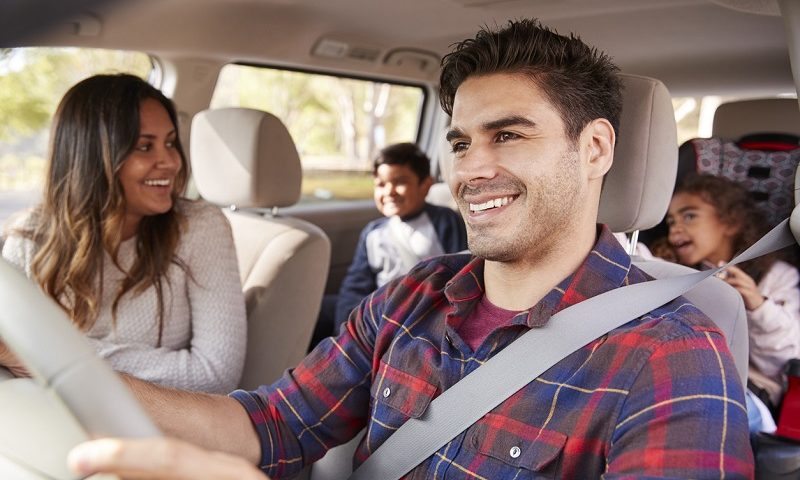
[373,163,432,218]
[446,73,585,263]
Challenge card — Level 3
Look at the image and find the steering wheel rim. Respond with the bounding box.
[0,258,160,438]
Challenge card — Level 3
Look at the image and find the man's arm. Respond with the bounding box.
[122,376,261,464]
[605,328,753,478]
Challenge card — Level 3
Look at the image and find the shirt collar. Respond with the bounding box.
[444,225,632,328]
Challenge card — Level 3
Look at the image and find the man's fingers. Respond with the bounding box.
[68,438,266,480]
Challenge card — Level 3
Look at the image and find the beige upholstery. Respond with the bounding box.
[191,107,331,389]
[598,74,679,232]
[713,98,800,139]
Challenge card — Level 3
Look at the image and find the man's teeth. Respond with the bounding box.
[144,179,171,186]
[469,196,512,212]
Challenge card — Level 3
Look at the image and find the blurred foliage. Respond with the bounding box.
[0,47,151,191]
[0,47,151,142]
[211,64,423,174]
[1,49,423,204]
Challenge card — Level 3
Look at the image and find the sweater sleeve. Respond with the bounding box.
[88,202,247,394]
[1,211,36,277]
[747,260,800,379]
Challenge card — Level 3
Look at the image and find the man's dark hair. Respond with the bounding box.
[373,142,431,182]
[439,18,623,141]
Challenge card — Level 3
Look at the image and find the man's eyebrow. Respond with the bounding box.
[445,115,536,143]
[483,115,537,132]
[445,128,465,143]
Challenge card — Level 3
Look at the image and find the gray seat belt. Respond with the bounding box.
[349,218,795,480]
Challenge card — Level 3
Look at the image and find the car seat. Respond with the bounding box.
[191,107,331,389]
[641,97,800,246]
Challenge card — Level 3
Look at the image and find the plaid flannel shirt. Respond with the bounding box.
[231,225,753,479]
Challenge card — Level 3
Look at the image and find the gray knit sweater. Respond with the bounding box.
[2,199,246,393]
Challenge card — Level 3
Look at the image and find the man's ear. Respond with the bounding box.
[581,118,615,180]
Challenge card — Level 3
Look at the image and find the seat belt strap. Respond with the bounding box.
[349,218,795,480]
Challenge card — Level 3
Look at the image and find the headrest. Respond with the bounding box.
[190,108,302,208]
[598,74,678,232]
[713,98,800,139]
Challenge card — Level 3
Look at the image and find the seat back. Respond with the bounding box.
[191,107,331,389]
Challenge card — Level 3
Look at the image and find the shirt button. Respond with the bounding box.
[383,387,391,398]
[509,446,521,458]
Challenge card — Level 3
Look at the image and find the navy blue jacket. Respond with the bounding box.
[334,203,467,327]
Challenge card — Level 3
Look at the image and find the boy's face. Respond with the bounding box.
[373,163,432,218]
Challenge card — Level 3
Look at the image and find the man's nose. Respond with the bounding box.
[451,144,499,185]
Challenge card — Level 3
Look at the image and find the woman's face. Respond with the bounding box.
[118,98,182,237]
[666,192,737,267]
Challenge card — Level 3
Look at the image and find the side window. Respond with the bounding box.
[210,64,426,203]
[0,47,153,227]
[672,95,794,144]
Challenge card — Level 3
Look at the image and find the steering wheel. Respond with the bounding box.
[0,258,160,479]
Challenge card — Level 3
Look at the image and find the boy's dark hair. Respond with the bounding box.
[373,142,431,182]
[439,18,623,142]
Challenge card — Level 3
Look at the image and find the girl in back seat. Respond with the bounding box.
[0,74,246,394]
[663,173,800,411]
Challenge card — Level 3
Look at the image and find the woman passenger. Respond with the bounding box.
[0,74,246,394]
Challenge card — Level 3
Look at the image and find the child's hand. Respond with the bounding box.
[718,264,766,311]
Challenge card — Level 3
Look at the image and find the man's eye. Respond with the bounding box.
[450,141,468,153]
[497,131,518,142]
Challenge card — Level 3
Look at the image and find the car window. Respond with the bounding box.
[210,63,426,203]
[673,95,796,144]
[0,47,154,228]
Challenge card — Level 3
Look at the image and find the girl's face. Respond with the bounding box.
[118,98,182,238]
[666,192,738,267]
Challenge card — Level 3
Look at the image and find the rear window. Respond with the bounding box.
[210,64,426,203]
[0,47,154,227]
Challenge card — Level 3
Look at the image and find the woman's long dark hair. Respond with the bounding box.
[25,73,189,343]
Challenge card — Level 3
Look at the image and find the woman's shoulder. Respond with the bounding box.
[175,198,232,239]
[177,198,227,224]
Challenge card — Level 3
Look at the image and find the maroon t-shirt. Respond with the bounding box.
[458,294,522,351]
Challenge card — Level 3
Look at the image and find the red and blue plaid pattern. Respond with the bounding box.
[232,226,753,478]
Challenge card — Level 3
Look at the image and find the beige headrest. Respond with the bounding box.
[598,74,678,232]
[190,108,302,208]
[712,98,800,139]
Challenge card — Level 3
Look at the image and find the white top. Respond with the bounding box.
[2,199,246,394]
[748,259,800,384]
[366,212,445,288]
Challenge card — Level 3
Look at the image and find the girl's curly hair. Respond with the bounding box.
[674,174,779,282]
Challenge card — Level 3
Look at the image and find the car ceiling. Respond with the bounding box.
[5,0,795,97]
